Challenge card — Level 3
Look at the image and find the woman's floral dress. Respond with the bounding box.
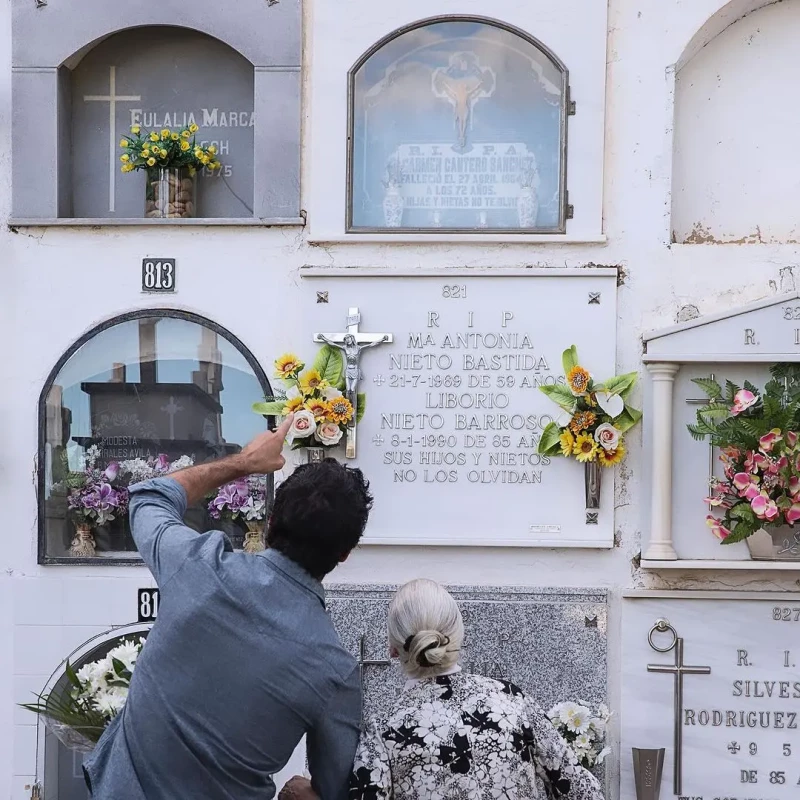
[349,672,604,800]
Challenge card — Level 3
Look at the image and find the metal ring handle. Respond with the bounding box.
[648,618,678,653]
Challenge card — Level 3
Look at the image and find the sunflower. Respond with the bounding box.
[274,353,303,379]
[569,410,597,434]
[567,365,591,396]
[598,442,625,467]
[327,397,354,424]
[573,434,599,463]
[559,430,575,457]
[298,369,325,395]
[283,396,304,414]
[306,398,329,418]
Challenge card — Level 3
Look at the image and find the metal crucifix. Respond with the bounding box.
[647,619,711,795]
[314,308,392,459]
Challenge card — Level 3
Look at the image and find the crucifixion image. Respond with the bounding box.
[432,52,496,152]
[314,308,392,459]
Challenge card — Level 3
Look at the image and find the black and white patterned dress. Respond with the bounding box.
[349,671,604,800]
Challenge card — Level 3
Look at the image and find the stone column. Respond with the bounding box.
[644,363,680,560]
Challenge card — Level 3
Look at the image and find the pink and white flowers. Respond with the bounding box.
[547,700,611,769]
[315,420,344,446]
[593,423,621,452]
[731,389,758,416]
[287,409,317,441]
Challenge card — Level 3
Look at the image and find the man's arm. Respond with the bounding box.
[170,415,293,504]
[129,416,293,584]
[306,665,362,800]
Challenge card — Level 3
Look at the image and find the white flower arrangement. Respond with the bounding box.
[547,700,611,769]
[21,637,146,752]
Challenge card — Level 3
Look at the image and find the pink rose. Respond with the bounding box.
[287,409,316,441]
[731,389,758,416]
[314,421,344,447]
[593,423,621,452]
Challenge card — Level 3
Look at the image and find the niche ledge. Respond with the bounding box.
[641,559,800,572]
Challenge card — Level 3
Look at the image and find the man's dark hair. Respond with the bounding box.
[266,460,373,578]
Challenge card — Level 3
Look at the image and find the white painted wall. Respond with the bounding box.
[673,0,800,243]
[3,1,800,798]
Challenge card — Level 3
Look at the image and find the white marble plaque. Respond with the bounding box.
[302,271,617,547]
[622,592,800,800]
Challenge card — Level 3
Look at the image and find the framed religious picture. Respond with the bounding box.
[347,16,570,234]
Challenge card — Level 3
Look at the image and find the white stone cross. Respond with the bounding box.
[161,396,183,440]
[314,308,392,459]
[84,66,141,213]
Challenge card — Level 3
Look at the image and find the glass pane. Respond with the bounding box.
[349,20,566,232]
[41,315,268,562]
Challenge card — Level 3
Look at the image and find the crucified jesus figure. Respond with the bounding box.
[316,333,389,419]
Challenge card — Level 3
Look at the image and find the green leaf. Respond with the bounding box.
[615,406,642,433]
[600,372,638,399]
[561,345,579,375]
[691,377,723,401]
[539,384,577,413]
[65,661,82,690]
[537,422,563,455]
[312,345,344,389]
[724,380,741,404]
[252,401,287,417]
[722,520,759,545]
[729,503,756,523]
[356,393,366,424]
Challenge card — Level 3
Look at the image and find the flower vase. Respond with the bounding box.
[746,526,800,561]
[145,167,196,219]
[517,185,538,228]
[584,461,602,510]
[69,523,96,558]
[306,447,326,465]
[242,520,265,554]
[383,185,404,227]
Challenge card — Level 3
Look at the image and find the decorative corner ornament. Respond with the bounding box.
[588,292,601,304]
[316,291,329,304]
[35,0,47,7]
[585,511,599,525]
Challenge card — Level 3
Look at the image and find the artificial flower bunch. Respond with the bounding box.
[537,346,641,467]
[688,365,800,544]
[21,637,146,751]
[118,453,194,484]
[547,700,611,769]
[119,123,221,174]
[208,475,267,522]
[62,446,129,526]
[253,345,364,450]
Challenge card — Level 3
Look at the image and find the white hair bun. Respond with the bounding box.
[405,630,451,668]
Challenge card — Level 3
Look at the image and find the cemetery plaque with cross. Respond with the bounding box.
[304,271,618,548]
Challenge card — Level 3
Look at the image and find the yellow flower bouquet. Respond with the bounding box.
[253,346,365,453]
[537,346,641,467]
[119,123,221,219]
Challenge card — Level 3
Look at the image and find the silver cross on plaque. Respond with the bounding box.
[647,619,711,795]
[314,307,392,459]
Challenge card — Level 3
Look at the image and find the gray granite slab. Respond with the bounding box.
[325,585,608,723]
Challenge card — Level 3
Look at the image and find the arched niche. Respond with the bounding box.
[671,0,800,243]
[347,16,569,233]
[31,623,151,798]
[38,310,274,565]
[12,1,301,223]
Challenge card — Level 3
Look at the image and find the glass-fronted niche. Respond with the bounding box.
[39,311,272,564]
[348,17,569,233]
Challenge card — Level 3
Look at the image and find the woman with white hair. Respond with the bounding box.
[349,579,604,800]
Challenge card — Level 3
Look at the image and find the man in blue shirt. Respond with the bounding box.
[83,417,371,799]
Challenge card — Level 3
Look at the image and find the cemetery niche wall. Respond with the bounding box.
[38,310,272,564]
[11,0,301,222]
[642,292,800,569]
[347,16,569,233]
